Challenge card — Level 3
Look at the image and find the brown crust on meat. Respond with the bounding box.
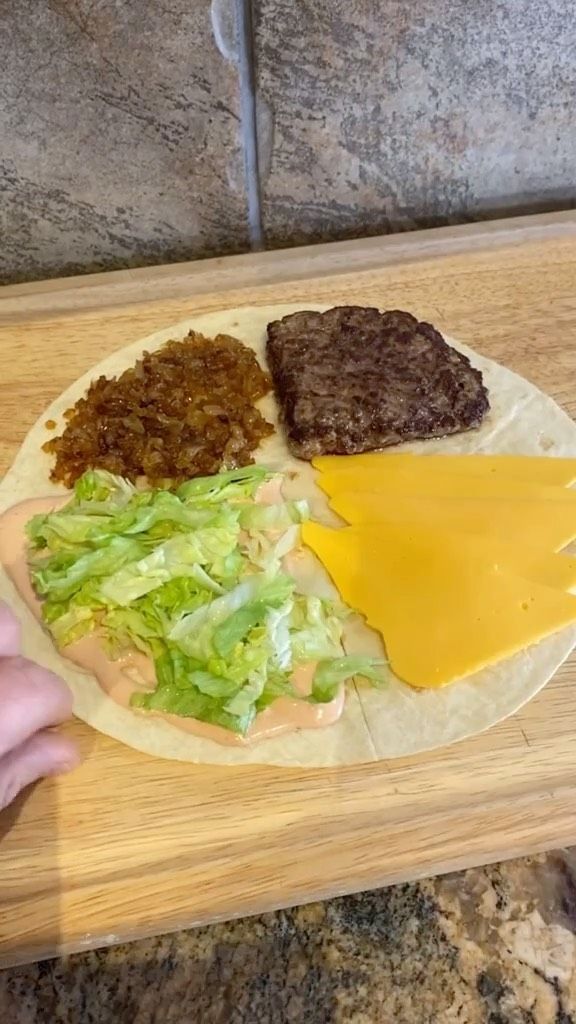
[266,306,490,460]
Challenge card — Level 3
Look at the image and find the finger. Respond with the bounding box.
[0,730,80,811]
[0,602,21,657]
[0,657,73,760]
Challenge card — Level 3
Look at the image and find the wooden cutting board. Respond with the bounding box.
[1,212,576,969]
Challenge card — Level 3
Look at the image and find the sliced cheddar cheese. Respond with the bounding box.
[328,492,576,553]
[302,520,576,688]
[317,470,576,503]
[318,520,576,592]
[313,453,576,487]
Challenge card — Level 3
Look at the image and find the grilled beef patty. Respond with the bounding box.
[266,306,490,460]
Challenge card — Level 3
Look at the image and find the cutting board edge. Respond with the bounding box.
[1,210,575,325]
[3,794,576,970]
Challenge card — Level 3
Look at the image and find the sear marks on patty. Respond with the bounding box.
[266,306,490,460]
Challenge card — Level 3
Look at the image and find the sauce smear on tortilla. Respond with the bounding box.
[0,498,344,747]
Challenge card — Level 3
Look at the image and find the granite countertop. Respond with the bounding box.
[2,850,576,1023]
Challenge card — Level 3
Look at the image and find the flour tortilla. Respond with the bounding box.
[1,303,575,766]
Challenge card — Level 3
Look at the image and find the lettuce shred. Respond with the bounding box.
[28,468,386,734]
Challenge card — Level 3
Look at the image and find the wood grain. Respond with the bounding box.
[1,213,576,968]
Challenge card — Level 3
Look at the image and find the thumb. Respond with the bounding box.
[0,730,80,811]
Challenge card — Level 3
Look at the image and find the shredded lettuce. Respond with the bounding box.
[238,499,308,531]
[27,468,385,734]
[131,650,254,734]
[311,657,388,703]
[98,520,240,606]
[290,595,345,662]
[177,466,269,504]
[32,536,146,602]
[168,575,294,658]
[74,469,136,505]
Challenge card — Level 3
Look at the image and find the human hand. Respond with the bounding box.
[0,601,79,811]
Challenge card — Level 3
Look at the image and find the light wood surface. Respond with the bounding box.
[1,213,576,968]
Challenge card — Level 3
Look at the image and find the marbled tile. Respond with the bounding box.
[253,0,576,248]
[3,850,576,1022]
[0,0,248,283]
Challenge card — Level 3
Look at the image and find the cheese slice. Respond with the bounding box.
[317,469,576,503]
[329,492,576,552]
[313,453,576,487]
[318,520,576,591]
[302,520,576,688]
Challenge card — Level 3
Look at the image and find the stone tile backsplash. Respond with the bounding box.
[0,0,248,284]
[1,0,574,283]
[253,0,576,248]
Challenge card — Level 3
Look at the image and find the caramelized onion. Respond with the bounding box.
[43,331,274,487]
